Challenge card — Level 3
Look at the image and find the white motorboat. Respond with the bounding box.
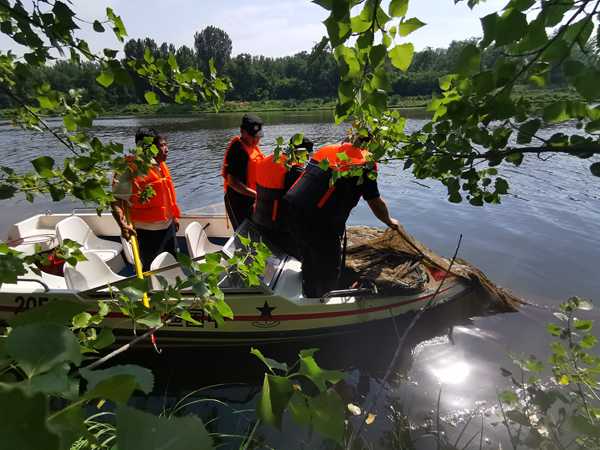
[0,205,471,346]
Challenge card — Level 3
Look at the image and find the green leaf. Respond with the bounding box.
[389,0,408,17]
[288,391,311,425]
[590,162,600,177]
[144,91,159,105]
[480,13,498,47]
[389,43,414,72]
[136,311,162,328]
[369,45,387,68]
[298,352,345,392]
[574,319,593,331]
[106,7,127,42]
[0,386,59,450]
[337,80,354,103]
[517,119,541,144]
[324,14,351,47]
[573,69,600,101]
[20,363,72,396]
[250,347,288,374]
[92,20,105,32]
[71,312,91,329]
[495,10,527,46]
[47,405,86,450]
[398,17,425,37]
[257,374,293,430]
[543,101,569,123]
[580,334,597,349]
[96,70,114,88]
[0,184,17,200]
[37,95,57,109]
[6,323,81,377]
[81,364,154,394]
[498,390,518,405]
[308,389,345,443]
[456,44,480,76]
[547,323,562,336]
[117,405,213,450]
[495,178,509,195]
[83,374,137,403]
[63,114,77,132]
[31,156,54,177]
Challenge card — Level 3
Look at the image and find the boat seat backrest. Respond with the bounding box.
[64,251,125,291]
[56,216,124,271]
[120,236,135,265]
[185,221,220,259]
[149,252,186,290]
[56,216,92,247]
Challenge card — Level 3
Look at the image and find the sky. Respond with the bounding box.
[1,0,508,57]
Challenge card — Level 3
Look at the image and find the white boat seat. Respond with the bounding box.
[185,221,221,259]
[149,252,186,290]
[56,216,124,272]
[64,251,126,291]
[0,266,68,293]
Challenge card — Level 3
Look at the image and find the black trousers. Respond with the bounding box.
[289,213,342,298]
[136,222,178,271]
[224,190,254,230]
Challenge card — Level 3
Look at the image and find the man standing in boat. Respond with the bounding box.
[252,136,314,256]
[284,134,400,298]
[221,114,265,229]
[111,128,181,270]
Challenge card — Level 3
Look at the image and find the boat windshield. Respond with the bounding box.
[220,220,288,291]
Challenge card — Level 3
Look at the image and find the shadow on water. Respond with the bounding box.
[113,290,524,449]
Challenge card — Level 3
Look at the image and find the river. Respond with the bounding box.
[1,111,599,449]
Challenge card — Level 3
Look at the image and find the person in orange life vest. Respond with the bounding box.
[221,114,265,229]
[284,134,400,298]
[252,136,314,256]
[111,128,181,270]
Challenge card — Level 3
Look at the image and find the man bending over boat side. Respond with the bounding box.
[284,134,400,298]
[111,128,181,270]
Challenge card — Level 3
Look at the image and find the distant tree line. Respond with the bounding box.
[0,26,586,109]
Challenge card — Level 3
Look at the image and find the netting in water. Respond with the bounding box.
[344,225,522,312]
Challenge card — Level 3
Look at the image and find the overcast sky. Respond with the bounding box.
[2,0,507,57]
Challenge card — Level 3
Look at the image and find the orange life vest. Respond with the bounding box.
[221,136,265,192]
[129,160,181,223]
[252,154,303,229]
[284,143,372,210]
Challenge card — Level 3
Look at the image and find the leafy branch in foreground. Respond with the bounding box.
[315,0,600,205]
[498,296,599,449]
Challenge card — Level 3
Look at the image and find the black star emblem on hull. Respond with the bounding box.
[256,301,276,320]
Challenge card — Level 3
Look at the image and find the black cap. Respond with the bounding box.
[240,114,264,136]
[135,127,158,146]
[290,136,314,153]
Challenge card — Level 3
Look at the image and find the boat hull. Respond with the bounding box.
[0,280,470,347]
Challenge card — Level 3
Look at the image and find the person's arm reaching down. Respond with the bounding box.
[367,197,400,231]
[111,199,136,239]
[226,174,257,198]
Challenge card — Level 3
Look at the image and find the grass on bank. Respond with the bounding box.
[0,88,582,119]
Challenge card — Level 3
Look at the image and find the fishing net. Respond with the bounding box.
[344,224,522,312]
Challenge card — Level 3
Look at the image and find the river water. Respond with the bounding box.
[1,112,599,448]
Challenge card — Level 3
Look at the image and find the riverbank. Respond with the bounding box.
[0,88,581,119]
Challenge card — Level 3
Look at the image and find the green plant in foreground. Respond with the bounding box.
[498,297,599,450]
[251,347,347,444]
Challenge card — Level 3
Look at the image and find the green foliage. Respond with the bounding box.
[498,296,599,449]
[116,405,213,450]
[252,347,347,443]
